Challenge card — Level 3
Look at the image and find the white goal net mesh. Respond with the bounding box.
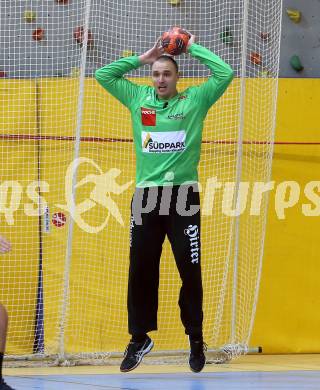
[0,0,282,364]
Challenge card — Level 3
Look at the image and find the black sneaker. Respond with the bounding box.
[120,336,154,372]
[0,379,15,390]
[189,338,207,373]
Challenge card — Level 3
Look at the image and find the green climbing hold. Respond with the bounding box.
[290,55,304,72]
[220,27,233,44]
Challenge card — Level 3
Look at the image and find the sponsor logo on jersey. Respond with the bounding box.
[184,224,200,264]
[143,132,153,149]
[142,130,186,153]
[178,95,187,100]
[168,112,185,120]
[141,107,156,126]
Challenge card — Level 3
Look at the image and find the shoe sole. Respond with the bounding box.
[189,355,206,373]
[120,340,154,373]
[190,365,205,373]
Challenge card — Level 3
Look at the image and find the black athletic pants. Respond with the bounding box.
[128,184,203,336]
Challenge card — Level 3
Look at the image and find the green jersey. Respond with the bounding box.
[95,43,233,188]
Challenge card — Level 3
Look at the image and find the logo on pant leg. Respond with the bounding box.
[129,215,135,247]
[184,224,200,264]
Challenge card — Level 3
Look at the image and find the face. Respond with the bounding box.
[151,59,179,100]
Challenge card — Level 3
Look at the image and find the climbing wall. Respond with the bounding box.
[0,0,318,78]
[280,0,320,77]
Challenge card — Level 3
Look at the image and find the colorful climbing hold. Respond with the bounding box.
[70,67,80,78]
[32,28,45,41]
[74,26,94,46]
[250,52,262,65]
[122,50,135,57]
[260,32,270,41]
[286,8,301,23]
[220,27,233,44]
[258,68,272,78]
[24,10,36,23]
[290,55,304,72]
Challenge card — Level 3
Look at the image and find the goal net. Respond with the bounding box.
[0,0,282,364]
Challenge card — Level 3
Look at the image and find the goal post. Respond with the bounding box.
[0,0,282,364]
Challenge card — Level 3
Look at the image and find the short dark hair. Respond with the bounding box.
[153,55,179,72]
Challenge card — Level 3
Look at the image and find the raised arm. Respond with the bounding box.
[186,36,234,109]
[95,56,142,108]
[0,235,11,254]
[95,40,164,108]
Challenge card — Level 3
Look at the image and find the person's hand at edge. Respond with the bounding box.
[0,235,11,254]
[185,31,195,52]
[139,38,165,65]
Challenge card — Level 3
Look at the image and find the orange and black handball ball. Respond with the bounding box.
[161,27,191,55]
